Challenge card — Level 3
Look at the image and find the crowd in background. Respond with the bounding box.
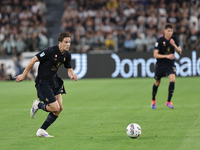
[1,0,200,80]
[0,0,47,56]
[0,0,47,80]
[0,0,200,56]
[61,0,200,53]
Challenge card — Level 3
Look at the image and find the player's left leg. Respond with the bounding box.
[166,74,175,109]
[30,99,40,118]
[36,94,63,137]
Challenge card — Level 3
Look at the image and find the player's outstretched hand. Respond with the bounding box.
[166,54,175,60]
[15,74,25,82]
[71,75,78,81]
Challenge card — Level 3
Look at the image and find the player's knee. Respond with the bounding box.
[170,79,175,82]
[155,81,160,86]
[53,106,60,113]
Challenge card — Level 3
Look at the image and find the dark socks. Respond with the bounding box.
[168,82,175,102]
[38,102,48,112]
[41,112,58,130]
[152,84,158,100]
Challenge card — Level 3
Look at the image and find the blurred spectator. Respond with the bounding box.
[0,63,12,81]
[81,32,94,52]
[146,13,158,26]
[15,34,26,53]
[38,31,48,51]
[70,34,82,53]
[117,29,125,52]
[135,33,146,52]
[189,12,198,32]
[167,11,179,25]
[37,0,47,13]
[125,19,137,32]
[145,31,157,52]
[13,53,24,76]
[106,0,119,10]
[187,28,199,51]
[105,33,115,50]
[123,3,136,17]
[123,34,136,52]
[2,36,15,55]
[93,31,105,50]
[178,26,187,51]
[13,53,35,80]
[31,1,40,14]
[25,32,39,52]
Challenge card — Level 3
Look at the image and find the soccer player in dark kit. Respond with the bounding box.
[15,32,78,137]
[151,23,182,109]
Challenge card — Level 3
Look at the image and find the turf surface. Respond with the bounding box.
[0,77,199,150]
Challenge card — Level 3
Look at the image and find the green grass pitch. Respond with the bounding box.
[0,77,199,150]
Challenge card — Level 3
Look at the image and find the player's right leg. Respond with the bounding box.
[151,79,160,109]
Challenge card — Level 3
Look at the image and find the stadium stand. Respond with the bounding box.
[59,0,200,53]
[0,0,199,55]
[0,0,48,56]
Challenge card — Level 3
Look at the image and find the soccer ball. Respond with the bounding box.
[126,123,141,138]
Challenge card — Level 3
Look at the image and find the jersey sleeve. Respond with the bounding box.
[36,48,52,62]
[64,52,72,69]
[154,39,161,50]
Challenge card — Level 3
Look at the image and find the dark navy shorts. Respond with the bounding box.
[154,64,176,80]
[35,76,66,104]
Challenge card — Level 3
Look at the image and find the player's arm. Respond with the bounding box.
[15,56,38,82]
[170,39,182,55]
[154,49,175,60]
[67,68,78,81]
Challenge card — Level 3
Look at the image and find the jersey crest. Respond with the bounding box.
[54,54,58,61]
[163,41,166,46]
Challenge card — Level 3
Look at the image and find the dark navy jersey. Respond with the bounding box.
[36,45,72,80]
[154,35,179,66]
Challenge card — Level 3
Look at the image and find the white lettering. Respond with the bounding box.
[179,57,192,76]
[146,58,156,77]
[121,59,133,78]
[71,54,87,79]
[111,53,120,78]
[192,51,196,76]
[197,57,200,75]
[133,58,146,77]
[111,51,199,78]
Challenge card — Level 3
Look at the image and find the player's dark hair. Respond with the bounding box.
[164,23,173,29]
[58,32,71,42]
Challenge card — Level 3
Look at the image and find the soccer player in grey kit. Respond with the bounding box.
[151,23,182,109]
[15,32,77,137]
